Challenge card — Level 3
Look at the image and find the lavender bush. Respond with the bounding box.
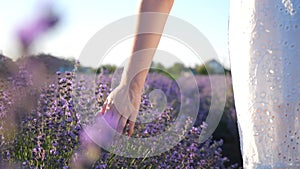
[0,60,240,168]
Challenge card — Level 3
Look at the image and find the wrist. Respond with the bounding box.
[120,73,146,94]
[118,79,143,95]
[129,79,144,94]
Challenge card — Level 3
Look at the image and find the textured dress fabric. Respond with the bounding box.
[229,0,300,168]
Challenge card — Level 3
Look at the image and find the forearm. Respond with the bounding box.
[121,0,174,92]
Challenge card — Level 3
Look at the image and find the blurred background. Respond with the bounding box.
[0,0,230,68]
[0,1,244,168]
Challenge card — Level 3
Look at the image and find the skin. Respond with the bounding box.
[100,0,174,136]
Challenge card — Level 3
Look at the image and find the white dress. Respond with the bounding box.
[229,0,300,168]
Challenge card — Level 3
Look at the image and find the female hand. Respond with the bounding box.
[99,84,142,136]
[98,0,174,137]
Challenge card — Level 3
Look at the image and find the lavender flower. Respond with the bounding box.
[0,60,240,168]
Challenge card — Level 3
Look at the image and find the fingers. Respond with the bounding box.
[127,113,137,136]
[99,97,113,115]
[127,120,135,136]
[105,111,135,137]
[99,97,137,136]
[99,100,108,115]
[103,105,121,129]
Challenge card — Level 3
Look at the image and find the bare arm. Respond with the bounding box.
[121,0,174,93]
[100,0,174,136]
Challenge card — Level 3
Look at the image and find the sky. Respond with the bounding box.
[0,0,230,68]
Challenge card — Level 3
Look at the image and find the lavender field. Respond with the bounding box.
[0,54,242,168]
